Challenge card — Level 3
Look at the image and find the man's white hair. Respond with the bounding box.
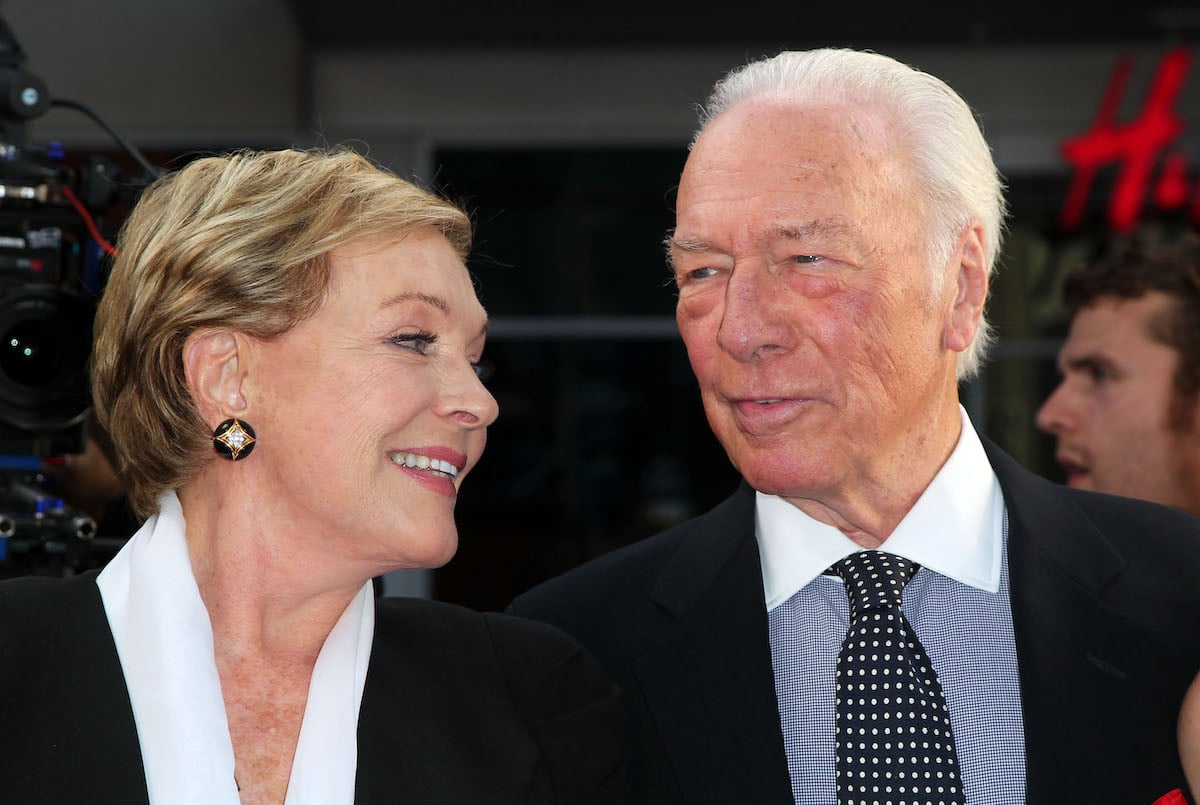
[695,49,1007,380]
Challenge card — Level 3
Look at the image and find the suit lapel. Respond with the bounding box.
[626,441,1192,803]
[986,442,1188,803]
[633,485,794,804]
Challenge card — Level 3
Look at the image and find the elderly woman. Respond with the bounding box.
[0,149,626,804]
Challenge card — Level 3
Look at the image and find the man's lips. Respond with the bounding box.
[727,392,814,409]
[726,396,815,434]
[732,397,792,410]
[1056,453,1089,485]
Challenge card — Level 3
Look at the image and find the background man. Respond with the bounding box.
[1037,236,1200,515]
[512,49,1200,804]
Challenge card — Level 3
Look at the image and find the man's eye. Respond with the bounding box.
[391,332,437,354]
[472,360,495,382]
[792,254,821,264]
[686,267,719,280]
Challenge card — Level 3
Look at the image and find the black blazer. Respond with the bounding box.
[0,574,629,804]
[510,440,1200,804]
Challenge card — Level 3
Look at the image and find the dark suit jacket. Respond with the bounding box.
[510,440,1200,804]
[0,573,629,804]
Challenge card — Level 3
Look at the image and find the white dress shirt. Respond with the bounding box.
[96,490,374,805]
[759,406,1026,803]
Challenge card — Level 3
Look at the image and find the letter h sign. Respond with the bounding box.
[1060,48,1194,233]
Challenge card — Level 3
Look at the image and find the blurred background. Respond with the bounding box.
[1,0,1197,608]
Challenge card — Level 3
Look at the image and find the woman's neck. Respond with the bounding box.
[177,481,367,664]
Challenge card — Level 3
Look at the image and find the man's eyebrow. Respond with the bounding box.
[1062,353,1117,375]
[665,218,861,255]
[770,218,858,243]
[664,234,715,254]
[384,290,450,314]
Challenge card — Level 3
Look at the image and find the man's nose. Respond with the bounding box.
[1035,381,1073,435]
[715,265,796,362]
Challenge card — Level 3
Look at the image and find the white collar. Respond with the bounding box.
[757,406,1004,611]
[96,490,375,805]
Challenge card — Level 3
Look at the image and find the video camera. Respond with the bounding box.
[0,18,158,575]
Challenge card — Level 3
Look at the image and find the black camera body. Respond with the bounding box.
[0,18,153,575]
[0,173,98,460]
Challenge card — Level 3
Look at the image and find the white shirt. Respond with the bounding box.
[757,406,1004,606]
[96,490,375,805]
[759,406,1026,803]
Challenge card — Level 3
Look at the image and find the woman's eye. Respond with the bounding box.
[391,332,437,354]
[792,254,821,264]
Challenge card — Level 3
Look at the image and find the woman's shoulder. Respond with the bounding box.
[367,597,630,803]
[0,571,104,630]
[373,595,606,675]
[0,571,114,679]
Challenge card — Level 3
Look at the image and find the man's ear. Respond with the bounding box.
[944,222,989,354]
[183,329,249,425]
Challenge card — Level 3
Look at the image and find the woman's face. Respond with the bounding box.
[245,229,497,573]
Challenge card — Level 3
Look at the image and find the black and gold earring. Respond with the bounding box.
[212,418,257,461]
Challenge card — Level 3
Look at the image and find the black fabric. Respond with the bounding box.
[510,437,1200,804]
[0,572,148,805]
[356,597,631,804]
[0,575,630,804]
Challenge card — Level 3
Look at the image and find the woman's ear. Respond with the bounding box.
[183,329,249,425]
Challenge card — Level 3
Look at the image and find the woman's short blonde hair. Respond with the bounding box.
[91,148,472,516]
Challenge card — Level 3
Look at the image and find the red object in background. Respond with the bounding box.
[1060,48,1192,233]
[1151,789,1188,805]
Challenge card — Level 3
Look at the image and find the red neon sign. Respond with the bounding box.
[1060,48,1193,233]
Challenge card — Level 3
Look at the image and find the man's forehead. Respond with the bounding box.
[1063,293,1180,360]
[1077,293,1173,332]
[690,96,895,160]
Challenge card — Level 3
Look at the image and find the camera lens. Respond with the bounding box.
[0,285,93,433]
[1,318,62,386]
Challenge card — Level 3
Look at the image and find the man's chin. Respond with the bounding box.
[736,463,830,500]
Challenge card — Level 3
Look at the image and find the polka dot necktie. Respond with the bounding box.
[831,550,966,805]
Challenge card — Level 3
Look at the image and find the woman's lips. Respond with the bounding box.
[388,447,468,498]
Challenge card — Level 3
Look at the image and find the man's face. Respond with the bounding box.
[1037,292,1200,513]
[670,99,981,526]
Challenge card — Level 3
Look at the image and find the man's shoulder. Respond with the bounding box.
[987,437,1200,557]
[1057,485,1200,570]
[518,486,749,599]
[508,485,754,644]
[994,447,1200,644]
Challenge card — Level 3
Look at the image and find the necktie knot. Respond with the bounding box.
[831,550,916,617]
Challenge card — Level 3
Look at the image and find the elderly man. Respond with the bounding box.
[1037,236,1200,516]
[511,49,1200,804]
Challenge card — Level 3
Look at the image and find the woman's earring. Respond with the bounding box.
[212,418,256,461]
